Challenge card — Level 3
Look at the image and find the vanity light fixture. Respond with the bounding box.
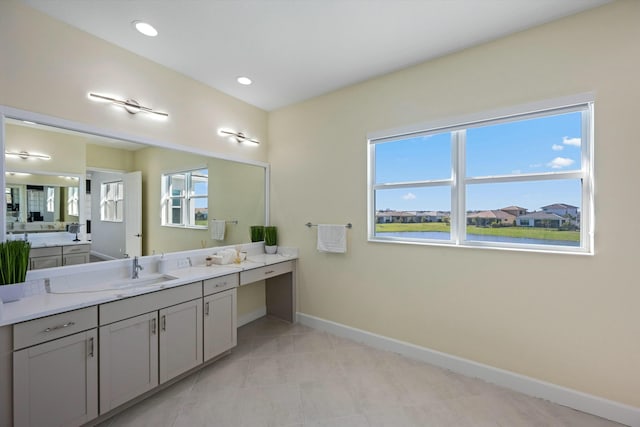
[88,93,169,118]
[5,151,51,160]
[219,129,260,145]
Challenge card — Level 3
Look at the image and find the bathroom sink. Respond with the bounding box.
[110,274,178,290]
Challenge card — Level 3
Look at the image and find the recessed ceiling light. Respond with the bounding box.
[237,76,252,86]
[133,21,158,37]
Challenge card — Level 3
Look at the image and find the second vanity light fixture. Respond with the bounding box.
[88,93,169,118]
[219,129,260,145]
[5,150,51,160]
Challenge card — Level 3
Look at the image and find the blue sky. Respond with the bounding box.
[374,111,582,212]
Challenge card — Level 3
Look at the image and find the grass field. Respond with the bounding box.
[375,222,579,242]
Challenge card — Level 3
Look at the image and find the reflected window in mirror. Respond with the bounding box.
[162,168,208,228]
[67,186,79,217]
[100,181,123,222]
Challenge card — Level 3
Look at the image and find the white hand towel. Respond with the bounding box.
[211,220,226,241]
[317,224,347,253]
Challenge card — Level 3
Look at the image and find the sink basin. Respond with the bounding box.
[50,274,178,294]
[110,274,178,290]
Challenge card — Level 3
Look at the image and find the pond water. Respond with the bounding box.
[377,231,580,247]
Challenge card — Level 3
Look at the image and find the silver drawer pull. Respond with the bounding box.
[215,281,227,288]
[43,321,75,333]
[265,270,275,275]
[151,318,157,335]
[88,337,95,357]
[205,302,210,316]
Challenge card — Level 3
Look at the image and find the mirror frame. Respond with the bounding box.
[0,104,270,247]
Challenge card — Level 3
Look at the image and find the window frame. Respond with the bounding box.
[367,94,594,255]
[100,180,123,222]
[161,167,209,229]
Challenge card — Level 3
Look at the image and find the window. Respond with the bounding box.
[368,96,594,254]
[161,168,208,228]
[100,181,123,222]
[67,186,79,217]
[46,187,55,213]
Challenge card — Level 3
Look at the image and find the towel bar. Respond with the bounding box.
[305,222,352,229]
[212,219,238,225]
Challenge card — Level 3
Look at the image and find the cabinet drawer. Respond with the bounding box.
[240,261,294,286]
[63,244,91,255]
[13,306,98,350]
[100,282,202,325]
[29,246,62,258]
[203,273,239,296]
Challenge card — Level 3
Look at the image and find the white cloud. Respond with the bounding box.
[402,192,416,200]
[547,157,575,169]
[552,144,564,151]
[563,136,581,147]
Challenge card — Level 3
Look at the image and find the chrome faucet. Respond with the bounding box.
[132,256,144,279]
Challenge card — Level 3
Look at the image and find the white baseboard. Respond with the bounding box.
[238,306,267,327]
[297,312,639,427]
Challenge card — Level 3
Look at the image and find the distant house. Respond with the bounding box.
[541,203,579,218]
[516,211,567,228]
[500,205,528,217]
[467,210,516,227]
[415,211,446,223]
[376,210,415,223]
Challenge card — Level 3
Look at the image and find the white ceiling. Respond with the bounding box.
[22,0,610,111]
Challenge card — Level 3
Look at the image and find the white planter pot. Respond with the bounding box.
[0,283,25,303]
[265,245,277,254]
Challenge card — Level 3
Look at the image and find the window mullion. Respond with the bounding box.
[452,130,466,244]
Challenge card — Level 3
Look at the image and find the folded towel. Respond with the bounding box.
[211,220,226,241]
[317,224,347,253]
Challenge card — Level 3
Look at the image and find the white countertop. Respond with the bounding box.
[0,249,297,327]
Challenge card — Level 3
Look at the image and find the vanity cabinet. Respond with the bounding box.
[159,299,203,383]
[29,246,62,270]
[12,307,98,427]
[99,312,158,413]
[203,274,238,361]
[29,244,91,270]
[98,282,202,414]
[62,244,91,266]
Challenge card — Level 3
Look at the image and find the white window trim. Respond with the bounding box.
[161,167,208,229]
[100,181,123,223]
[367,93,595,255]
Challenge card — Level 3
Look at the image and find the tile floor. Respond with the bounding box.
[98,316,624,427]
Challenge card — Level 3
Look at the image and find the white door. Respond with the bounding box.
[123,171,142,257]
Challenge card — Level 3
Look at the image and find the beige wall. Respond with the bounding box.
[133,147,265,255]
[86,144,135,172]
[2,0,638,410]
[269,1,640,407]
[0,0,268,164]
[5,124,86,175]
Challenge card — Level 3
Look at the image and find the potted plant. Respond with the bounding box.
[250,225,264,242]
[0,240,31,302]
[264,226,277,254]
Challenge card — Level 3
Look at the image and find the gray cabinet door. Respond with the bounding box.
[159,299,202,383]
[99,312,159,413]
[13,329,98,427]
[203,288,237,361]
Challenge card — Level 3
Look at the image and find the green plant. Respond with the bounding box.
[264,226,277,246]
[250,225,264,242]
[0,240,31,285]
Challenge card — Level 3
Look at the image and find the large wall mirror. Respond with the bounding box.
[1,109,268,269]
